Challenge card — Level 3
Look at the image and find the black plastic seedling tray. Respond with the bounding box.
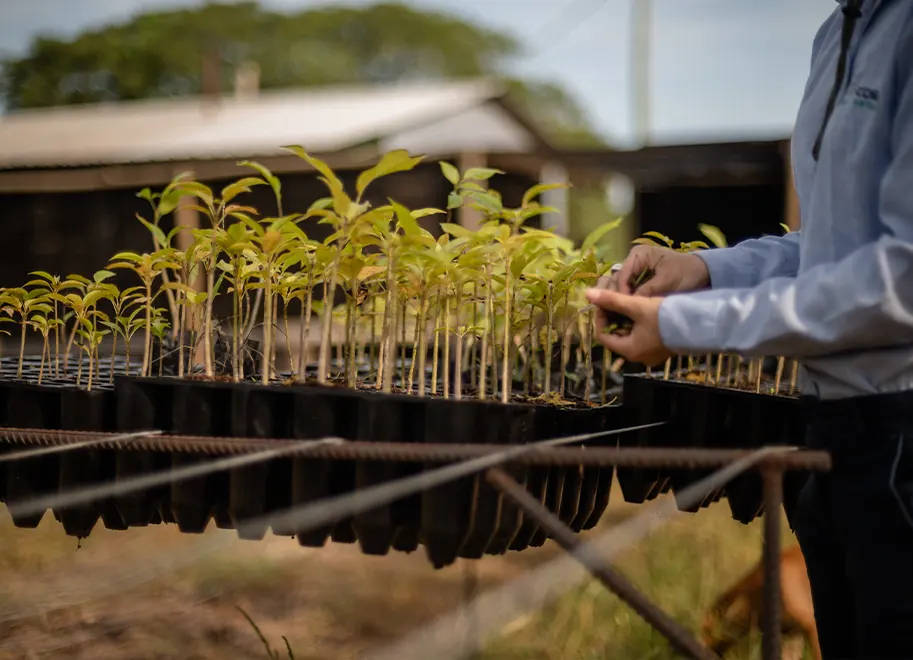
[0,370,121,535]
[109,373,630,567]
[619,373,808,525]
[2,355,804,567]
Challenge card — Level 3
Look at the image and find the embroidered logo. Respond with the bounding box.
[852,85,879,110]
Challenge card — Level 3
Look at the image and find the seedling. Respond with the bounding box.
[0,288,53,378]
[107,251,176,378]
[0,146,800,406]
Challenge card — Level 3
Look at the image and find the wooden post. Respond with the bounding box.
[457,152,487,231]
[539,161,570,236]
[234,61,260,100]
[174,186,204,363]
[782,140,801,231]
[174,193,202,288]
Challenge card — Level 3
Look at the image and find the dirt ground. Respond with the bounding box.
[0,498,595,660]
[0,476,786,660]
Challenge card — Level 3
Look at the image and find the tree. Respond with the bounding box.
[0,1,603,147]
[507,80,604,148]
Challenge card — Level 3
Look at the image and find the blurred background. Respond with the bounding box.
[0,1,832,658]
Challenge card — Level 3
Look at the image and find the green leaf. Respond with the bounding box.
[83,289,108,308]
[157,188,183,217]
[641,231,674,247]
[462,167,504,182]
[238,160,282,203]
[221,177,266,204]
[466,190,502,215]
[283,146,349,214]
[440,223,471,238]
[337,256,366,282]
[439,161,460,186]
[356,150,424,198]
[780,222,792,234]
[172,181,215,208]
[28,271,55,283]
[412,208,445,219]
[697,223,728,248]
[581,218,623,253]
[631,237,661,247]
[136,214,169,248]
[391,199,421,237]
[447,192,463,210]
[678,240,710,252]
[521,182,568,207]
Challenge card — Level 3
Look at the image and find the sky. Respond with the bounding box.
[0,0,838,147]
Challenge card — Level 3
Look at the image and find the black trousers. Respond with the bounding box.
[794,390,913,659]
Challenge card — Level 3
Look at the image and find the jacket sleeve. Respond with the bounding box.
[658,30,913,358]
[696,231,801,290]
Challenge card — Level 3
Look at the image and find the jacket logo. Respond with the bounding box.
[852,85,879,110]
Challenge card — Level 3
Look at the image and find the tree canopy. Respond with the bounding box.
[0,1,602,147]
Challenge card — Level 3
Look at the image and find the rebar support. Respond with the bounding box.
[0,427,832,472]
[486,467,719,660]
[761,467,784,660]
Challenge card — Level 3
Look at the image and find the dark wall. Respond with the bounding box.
[635,183,786,248]
[0,186,155,287]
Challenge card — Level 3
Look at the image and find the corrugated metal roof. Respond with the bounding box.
[0,78,516,170]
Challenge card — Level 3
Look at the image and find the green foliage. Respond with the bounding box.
[0,146,761,402]
[698,223,728,249]
[0,2,599,146]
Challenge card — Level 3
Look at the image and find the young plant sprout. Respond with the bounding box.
[107,251,176,378]
[283,147,425,386]
[0,148,799,405]
[0,288,53,379]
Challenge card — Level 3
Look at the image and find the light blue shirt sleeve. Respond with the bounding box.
[696,232,802,290]
[658,54,913,359]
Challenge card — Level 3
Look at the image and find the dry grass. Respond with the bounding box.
[0,480,813,660]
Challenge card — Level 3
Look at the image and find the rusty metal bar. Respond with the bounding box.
[0,430,160,462]
[486,467,719,660]
[761,468,784,660]
[0,427,832,471]
[5,438,343,520]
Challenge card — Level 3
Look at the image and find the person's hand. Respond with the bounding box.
[597,245,711,297]
[587,287,674,367]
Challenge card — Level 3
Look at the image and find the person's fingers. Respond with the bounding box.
[585,288,641,319]
[595,274,616,291]
[615,248,654,295]
[614,255,639,295]
[594,299,608,336]
[594,323,633,355]
[631,271,672,297]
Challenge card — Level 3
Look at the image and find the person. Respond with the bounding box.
[585,1,913,658]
